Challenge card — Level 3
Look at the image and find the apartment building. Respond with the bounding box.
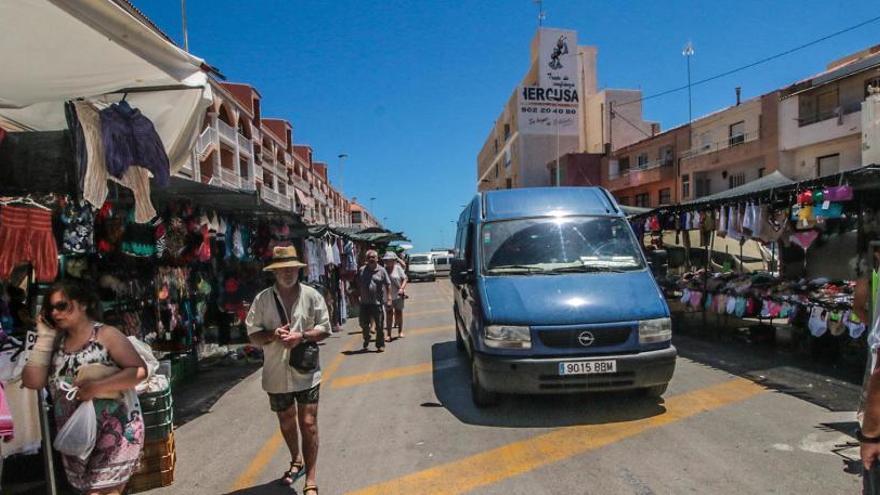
[175,78,356,227]
[678,91,779,200]
[477,28,655,192]
[778,45,880,180]
[603,124,690,208]
[350,202,380,229]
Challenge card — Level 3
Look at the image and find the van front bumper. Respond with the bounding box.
[473,346,676,394]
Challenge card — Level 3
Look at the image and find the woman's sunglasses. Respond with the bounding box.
[47,301,70,313]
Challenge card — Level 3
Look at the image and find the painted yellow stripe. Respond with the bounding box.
[331,362,433,389]
[346,378,766,495]
[231,335,357,490]
[406,324,454,337]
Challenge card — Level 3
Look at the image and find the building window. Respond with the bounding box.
[634,193,650,208]
[637,153,649,169]
[659,145,674,166]
[682,174,690,199]
[729,121,745,146]
[695,177,711,198]
[758,167,765,178]
[619,156,630,173]
[728,172,745,189]
[817,153,840,177]
[866,77,880,97]
[494,163,499,178]
[351,211,363,224]
[504,149,512,168]
[494,139,499,153]
[618,196,630,206]
[658,188,671,205]
[506,178,513,189]
[504,124,511,141]
[799,88,839,126]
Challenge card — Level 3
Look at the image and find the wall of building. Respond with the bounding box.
[584,90,655,154]
[779,135,862,179]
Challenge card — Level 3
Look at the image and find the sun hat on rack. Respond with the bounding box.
[262,245,307,271]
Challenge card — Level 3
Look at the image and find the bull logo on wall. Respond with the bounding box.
[548,35,569,70]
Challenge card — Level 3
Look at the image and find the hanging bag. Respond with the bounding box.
[53,383,97,460]
[272,291,320,373]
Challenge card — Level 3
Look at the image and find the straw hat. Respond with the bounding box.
[262,246,307,271]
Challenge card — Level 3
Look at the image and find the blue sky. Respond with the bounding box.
[138,0,879,251]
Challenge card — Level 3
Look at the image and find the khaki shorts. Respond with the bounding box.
[268,385,320,412]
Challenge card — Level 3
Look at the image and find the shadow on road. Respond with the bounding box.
[430,341,666,428]
[673,333,861,412]
[223,481,296,495]
[173,361,262,427]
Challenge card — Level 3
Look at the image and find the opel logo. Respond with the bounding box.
[577,331,595,347]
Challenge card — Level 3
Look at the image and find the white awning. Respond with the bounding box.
[0,0,213,173]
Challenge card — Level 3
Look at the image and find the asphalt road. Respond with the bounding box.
[147,280,862,495]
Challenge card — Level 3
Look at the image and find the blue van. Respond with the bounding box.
[450,187,676,406]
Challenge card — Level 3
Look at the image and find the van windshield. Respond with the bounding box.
[481,216,645,274]
[410,256,431,264]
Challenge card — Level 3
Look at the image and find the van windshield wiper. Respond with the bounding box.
[486,264,545,274]
[547,264,628,274]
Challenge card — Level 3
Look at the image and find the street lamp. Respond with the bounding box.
[683,41,694,124]
[337,153,348,195]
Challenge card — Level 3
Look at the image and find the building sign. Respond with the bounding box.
[518,28,580,136]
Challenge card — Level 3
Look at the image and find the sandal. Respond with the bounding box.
[280,460,305,485]
[304,485,319,495]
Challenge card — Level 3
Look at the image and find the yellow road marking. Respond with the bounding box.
[346,378,766,495]
[331,362,434,389]
[231,335,357,490]
[406,324,454,336]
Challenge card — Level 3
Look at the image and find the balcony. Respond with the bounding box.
[238,134,253,156]
[292,175,310,192]
[605,160,675,192]
[681,130,760,160]
[241,175,256,192]
[217,119,238,145]
[219,167,242,190]
[283,151,292,165]
[194,126,217,161]
[313,189,327,204]
[260,186,291,211]
[275,162,287,179]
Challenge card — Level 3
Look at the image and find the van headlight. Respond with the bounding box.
[484,325,532,349]
[639,318,672,344]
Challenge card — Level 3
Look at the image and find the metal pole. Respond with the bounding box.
[555,118,561,186]
[338,153,348,196]
[181,0,189,52]
[683,41,694,124]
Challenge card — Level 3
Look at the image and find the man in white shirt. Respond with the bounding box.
[246,246,330,494]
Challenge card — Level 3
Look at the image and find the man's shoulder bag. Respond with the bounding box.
[272,291,320,373]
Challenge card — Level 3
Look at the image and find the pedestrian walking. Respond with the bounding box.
[357,250,392,352]
[383,252,409,339]
[22,280,147,495]
[246,246,330,495]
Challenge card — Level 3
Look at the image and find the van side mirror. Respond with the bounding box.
[450,259,473,285]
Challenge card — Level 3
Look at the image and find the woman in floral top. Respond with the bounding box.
[23,281,146,495]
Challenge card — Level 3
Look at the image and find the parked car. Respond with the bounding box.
[433,255,451,277]
[407,253,436,282]
[451,186,676,406]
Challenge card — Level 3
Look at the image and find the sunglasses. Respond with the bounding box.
[47,301,70,313]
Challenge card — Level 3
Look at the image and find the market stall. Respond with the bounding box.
[630,165,880,364]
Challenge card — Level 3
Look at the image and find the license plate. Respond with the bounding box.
[558,360,617,375]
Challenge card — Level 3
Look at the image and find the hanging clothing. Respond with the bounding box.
[0,205,58,283]
[73,101,157,222]
[60,201,96,255]
[99,101,170,186]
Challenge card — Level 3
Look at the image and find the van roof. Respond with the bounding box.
[480,187,621,221]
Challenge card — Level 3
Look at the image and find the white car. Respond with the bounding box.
[433,255,451,277]
[407,253,436,282]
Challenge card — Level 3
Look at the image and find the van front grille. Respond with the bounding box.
[537,326,632,349]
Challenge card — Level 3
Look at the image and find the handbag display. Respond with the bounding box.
[272,291,320,373]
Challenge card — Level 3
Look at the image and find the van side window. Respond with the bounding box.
[464,223,474,265]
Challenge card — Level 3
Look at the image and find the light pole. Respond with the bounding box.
[369,197,376,225]
[683,41,694,124]
[555,117,561,186]
[337,153,348,195]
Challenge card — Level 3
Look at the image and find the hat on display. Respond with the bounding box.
[382,252,398,261]
[262,245,307,271]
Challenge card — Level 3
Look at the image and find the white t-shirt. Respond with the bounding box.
[388,264,408,301]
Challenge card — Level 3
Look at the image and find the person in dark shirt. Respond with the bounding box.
[357,250,391,352]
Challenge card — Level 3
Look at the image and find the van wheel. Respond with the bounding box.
[471,359,499,407]
[639,384,668,398]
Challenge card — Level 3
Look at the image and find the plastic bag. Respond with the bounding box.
[128,336,159,380]
[53,384,97,460]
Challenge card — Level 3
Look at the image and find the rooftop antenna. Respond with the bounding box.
[534,0,546,27]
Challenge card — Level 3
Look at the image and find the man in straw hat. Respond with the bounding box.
[246,245,330,494]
